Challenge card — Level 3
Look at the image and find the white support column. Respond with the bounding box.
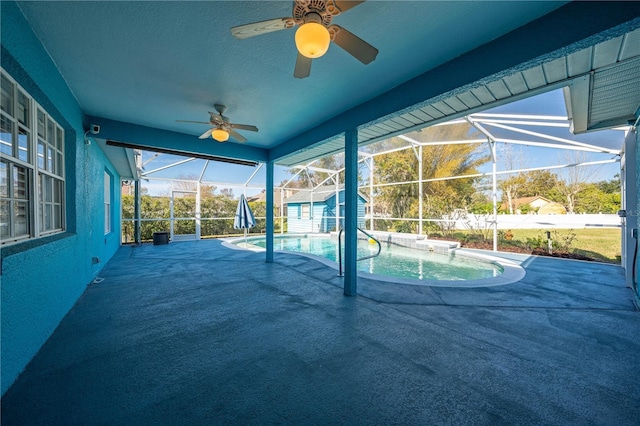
[491,141,498,252]
[369,157,374,231]
[410,143,423,236]
[621,127,638,291]
[335,174,340,231]
[310,192,314,233]
[134,179,141,244]
[280,188,284,235]
[418,145,423,236]
[195,181,201,240]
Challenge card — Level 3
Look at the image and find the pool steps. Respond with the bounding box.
[331,231,460,254]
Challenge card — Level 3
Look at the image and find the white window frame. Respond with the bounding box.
[1,68,65,245]
[104,171,111,234]
[301,203,310,219]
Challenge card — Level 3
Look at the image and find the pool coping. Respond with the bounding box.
[222,235,526,288]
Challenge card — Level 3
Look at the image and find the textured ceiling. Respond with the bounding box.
[9,1,640,169]
[15,1,566,149]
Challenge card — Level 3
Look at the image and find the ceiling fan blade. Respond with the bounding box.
[228,129,247,143]
[294,53,312,79]
[177,120,211,125]
[198,128,214,139]
[333,1,366,14]
[231,18,295,39]
[332,25,378,65]
[230,124,259,132]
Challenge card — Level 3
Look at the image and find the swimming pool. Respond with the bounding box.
[227,234,525,286]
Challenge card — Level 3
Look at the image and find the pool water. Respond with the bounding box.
[246,235,502,281]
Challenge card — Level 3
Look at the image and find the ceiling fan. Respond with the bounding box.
[231,0,378,78]
[176,104,258,143]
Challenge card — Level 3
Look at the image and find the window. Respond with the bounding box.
[301,204,310,219]
[104,171,111,234]
[1,69,65,245]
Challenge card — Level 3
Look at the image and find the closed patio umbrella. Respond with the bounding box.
[234,194,256,246]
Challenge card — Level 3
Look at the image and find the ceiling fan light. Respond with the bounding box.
[212,128,229,142]
[295,22,330,58]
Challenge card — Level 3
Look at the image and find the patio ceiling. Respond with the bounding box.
[8,1,640,168]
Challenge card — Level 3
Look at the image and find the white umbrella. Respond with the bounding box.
[234,194,256,246]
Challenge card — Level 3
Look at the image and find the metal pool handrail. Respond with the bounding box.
[338,227,382,277]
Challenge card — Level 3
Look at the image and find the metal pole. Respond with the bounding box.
[369,157,374,231]
[280,187,284,235]
[344,128,358,296]
[195,181,201,240]
[134,179,141,244]
[418,145,423,236]
[335,173,340,232]
[492,141,498,252]
[266,161,274,263]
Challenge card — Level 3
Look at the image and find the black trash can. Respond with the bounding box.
[153,232,169,245]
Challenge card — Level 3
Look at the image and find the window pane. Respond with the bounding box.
[0,200,9,238]
[13,165,27,199]
[14,201,28,235]
[47,147,54,172]
[37,139,45,168]
[53,178,62,203]
[0,161,7,198]
[104,207,111,234]
[54,203,62,229]
[46,119,54,145]
[37,109,45,138]
[56,152,63,176]
[43,203,52,232]
[104,172,111,203]
[0,114,13,157]
[18,127,29,162]
[17,90,29,126]
[42,174,52,202]
[56,127,63,150]
[1,74,13,116]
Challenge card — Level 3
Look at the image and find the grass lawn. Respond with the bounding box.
[509,228,621,263]
[450,228,622,264]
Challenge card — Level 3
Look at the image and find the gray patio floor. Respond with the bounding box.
[2,239,639,425]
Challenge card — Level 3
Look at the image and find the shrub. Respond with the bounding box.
[525,229,577,253]
[394,221,414,233]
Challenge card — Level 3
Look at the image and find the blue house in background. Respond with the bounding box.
[285,186,367,233]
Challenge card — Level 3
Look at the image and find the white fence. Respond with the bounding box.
[453,213,620,230]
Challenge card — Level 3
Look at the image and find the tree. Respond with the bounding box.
[173,173,217,198]
[573,183,620,213]
[499,170,560,213]
[285,152,364,189]
[596,174,620,194]
[554,152,600,214]
[498,144,524,214]
[499,174,526,214]
[519,170,559,197]
[374,123,490,227]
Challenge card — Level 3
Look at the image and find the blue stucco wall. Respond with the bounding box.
[1,2,122,395]
[635,125,640,301]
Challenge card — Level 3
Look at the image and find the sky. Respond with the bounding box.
[139,89,626,196]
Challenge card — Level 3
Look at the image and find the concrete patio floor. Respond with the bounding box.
[2,239,639,425]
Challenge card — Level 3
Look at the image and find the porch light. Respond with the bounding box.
[295,22,330,58]
[212,128,229,142]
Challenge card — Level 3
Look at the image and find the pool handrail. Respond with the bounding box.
[338,227,382,277]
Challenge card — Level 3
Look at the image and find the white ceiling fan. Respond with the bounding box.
[231,0,378,78]
[177,104,258,143]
